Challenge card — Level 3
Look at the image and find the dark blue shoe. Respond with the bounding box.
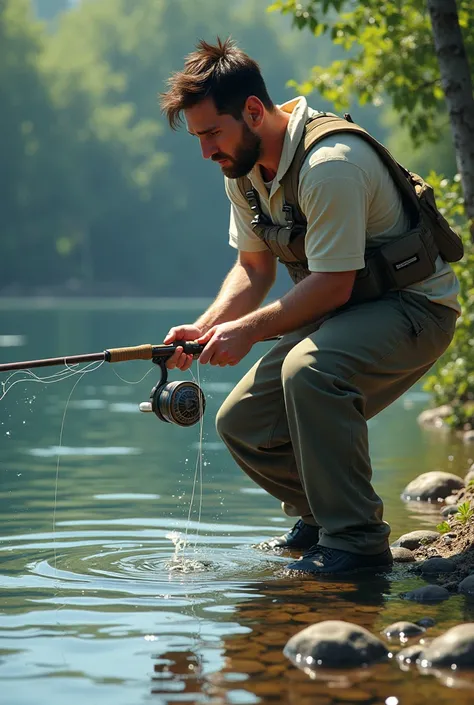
[254,519,321,551]
[287,545,393,574]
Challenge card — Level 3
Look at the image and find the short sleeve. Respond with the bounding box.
[298,159,369,272]
[225,177,269,252]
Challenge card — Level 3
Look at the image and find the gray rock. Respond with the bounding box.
[401,471,464,502]
[417,617,436,628]
[441,504,459,516]
[402,585,451,603]
[391,530,440,550]
[420,557,456,574]
[382,621,425,640]
[419,623,474,668]
[391,547,415,563]
[396,644,424,665]
[283,620,388,669]
[445,494,460,505]
[458,575,474,597]
[463,430,474,443]
[417,405,452,427]
[464,469,474,485]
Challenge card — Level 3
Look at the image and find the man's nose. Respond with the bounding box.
[200,140,217,160]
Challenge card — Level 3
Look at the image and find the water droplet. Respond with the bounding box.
[385,698,398,705]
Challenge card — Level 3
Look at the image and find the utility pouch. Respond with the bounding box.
[379,227,437,289]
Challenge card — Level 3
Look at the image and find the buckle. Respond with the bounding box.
[282,204,294,230]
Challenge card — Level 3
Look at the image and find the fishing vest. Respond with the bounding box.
[236,113,464,304]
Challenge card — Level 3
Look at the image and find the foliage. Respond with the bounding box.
[269,0,474,428]
[268,0,473,145]
[455,501,474,524]
[436,521,451,534]
[423,175,474,426]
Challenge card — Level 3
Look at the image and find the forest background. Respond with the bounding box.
[1,0,459,298]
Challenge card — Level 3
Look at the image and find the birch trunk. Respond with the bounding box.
[427,0,474,238]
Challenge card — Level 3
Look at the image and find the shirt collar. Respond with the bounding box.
[247,96,318,192]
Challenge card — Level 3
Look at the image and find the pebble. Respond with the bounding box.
[401,585,450,603]
[284,620,388,669]
[391,530,440,550]
[420,557,456,574]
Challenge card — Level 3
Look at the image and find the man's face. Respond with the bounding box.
[185,97,261,178]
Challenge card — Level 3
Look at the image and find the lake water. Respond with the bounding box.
[1,299,473,705]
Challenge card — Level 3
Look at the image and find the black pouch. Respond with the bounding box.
[380,227,437,289]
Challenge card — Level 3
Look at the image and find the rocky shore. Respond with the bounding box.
[283,465,474,678]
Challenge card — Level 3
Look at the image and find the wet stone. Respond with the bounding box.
[391,547,415,563]
[419,623,474,668]
[401,585,451,603]
[458,575,474,597]
[416,617,436,628]
[284,620,389,669]
[420,557,456,574]
[401,471,464,502]
[396,644,424,665]
[382,621,425,640]
[391,530,440,550]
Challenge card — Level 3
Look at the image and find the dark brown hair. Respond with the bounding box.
[160,37,274,130]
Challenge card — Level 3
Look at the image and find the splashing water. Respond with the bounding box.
[164,530,215,573]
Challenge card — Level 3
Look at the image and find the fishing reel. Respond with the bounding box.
[139,342,205,427]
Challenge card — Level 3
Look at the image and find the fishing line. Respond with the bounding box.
[0,359,104,402]
[52,365,104,577]
[184,363,204,552]
[110,366,155,385]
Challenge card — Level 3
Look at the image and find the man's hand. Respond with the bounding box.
[197,321,256,366]
[163,324,203,371]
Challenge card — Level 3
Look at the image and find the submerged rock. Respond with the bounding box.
[419,624,474,668]
[401,585,450,603]
[416,617,436,628]
[402,471,464,502]
[284,620,388,669]
[391,530,440,550]
[382,621,425,640]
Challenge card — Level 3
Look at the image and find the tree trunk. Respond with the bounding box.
[427,0,474,239]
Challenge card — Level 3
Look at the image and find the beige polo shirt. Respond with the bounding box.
[225,96,461,314]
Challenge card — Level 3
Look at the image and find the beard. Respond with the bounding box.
[212,121,262,179]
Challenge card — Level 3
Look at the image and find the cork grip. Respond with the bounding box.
[107,344,154,362]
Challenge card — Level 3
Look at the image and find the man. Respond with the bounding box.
[160,37,460,575]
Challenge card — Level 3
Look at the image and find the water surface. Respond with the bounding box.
[1,299,473,705]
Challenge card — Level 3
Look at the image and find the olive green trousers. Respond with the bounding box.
[216,291,457,555]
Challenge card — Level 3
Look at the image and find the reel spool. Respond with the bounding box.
[139,358,205,427]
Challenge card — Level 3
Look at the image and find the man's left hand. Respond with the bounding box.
[196,322,256,366]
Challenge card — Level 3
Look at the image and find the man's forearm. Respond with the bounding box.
[238,271,355,341]
[194,260,274,333]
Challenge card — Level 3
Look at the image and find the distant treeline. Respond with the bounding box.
[0,0,456,297]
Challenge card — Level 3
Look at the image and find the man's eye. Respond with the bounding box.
[209,131,220,137]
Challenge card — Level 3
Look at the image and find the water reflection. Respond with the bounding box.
[1,302,474,705]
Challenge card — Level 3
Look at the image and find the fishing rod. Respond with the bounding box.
[0,339,278,428]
